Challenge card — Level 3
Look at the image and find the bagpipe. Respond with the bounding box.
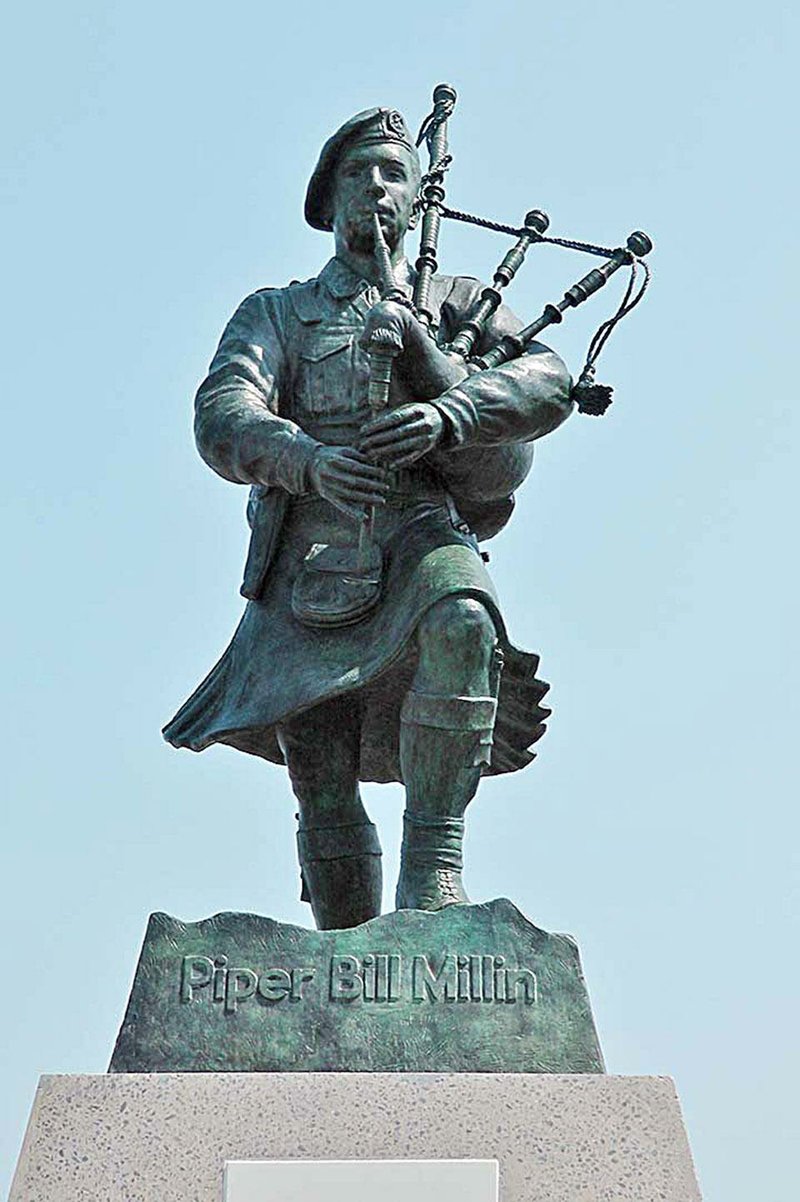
[411,83,652,411]
[367,83,653,540]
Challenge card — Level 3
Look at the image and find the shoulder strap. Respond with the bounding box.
[286,278,324,325]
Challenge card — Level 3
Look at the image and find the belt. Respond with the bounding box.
[384,464,444,507]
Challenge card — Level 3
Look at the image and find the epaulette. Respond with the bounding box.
[285,277,324,324]
[236,279,322,326]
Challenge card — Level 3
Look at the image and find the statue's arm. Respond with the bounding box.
[431,288,574,449]
[193,291,318,495]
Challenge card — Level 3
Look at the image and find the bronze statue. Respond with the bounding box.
[164,87,650,930]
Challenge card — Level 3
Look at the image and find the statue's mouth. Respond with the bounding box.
[355,205,393,222]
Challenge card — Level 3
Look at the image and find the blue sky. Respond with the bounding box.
[1,2,798,1198]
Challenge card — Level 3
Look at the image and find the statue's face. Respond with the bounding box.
[330,142,420,254]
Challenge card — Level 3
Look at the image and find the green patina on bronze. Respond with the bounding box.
[109,900,604,1074]
[160,89,574,929]
[160,85,650,931]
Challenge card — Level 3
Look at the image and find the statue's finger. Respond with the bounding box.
[332,482,388,505]
[368,434,430,462]
[360,419,427,451]
[360,407,416,435]
[337,447,385,466]
[338,481,389,500]
[328,471,389,496]
[328,461,388,484]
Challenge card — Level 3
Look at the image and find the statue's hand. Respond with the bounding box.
[360,301,468,398]
[308,445,389,520]
[359,402,445,468]
[359,299,415,354]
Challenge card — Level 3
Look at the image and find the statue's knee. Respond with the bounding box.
[418,597,496,666]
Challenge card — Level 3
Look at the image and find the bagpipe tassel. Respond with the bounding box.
[571,364,614,416]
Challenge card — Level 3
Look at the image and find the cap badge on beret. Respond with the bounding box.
[386,110,406,137]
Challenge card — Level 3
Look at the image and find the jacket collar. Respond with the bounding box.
[319,255,414,300]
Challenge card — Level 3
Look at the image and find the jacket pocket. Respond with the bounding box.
[295,330,355,416]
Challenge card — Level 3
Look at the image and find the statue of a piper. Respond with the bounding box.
[163,90,580,929]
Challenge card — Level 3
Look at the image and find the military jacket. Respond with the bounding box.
[193,257,572,598]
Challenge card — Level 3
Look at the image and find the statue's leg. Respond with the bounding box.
[277,696,382,930]
[396,596,499,912]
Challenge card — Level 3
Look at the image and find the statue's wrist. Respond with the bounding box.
[305,441,328,493]
[428,402,458,450]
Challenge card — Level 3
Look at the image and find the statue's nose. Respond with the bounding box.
[365,167,385,197]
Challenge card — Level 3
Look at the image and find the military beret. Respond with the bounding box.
[304,107,418,232]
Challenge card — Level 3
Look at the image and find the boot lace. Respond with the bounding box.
[435,869,464,903]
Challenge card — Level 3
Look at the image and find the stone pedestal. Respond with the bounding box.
[10,1072,702,1201]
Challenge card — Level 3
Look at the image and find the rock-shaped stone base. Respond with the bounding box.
[9,1073,703,1201]
[109,899,603,1073]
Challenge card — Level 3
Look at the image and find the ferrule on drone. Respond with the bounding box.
[412,83,653,415]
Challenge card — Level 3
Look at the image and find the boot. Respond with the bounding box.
[396,812,469,910]
[395,690,497,912]
[297,819,382,930]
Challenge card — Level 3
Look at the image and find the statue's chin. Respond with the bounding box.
[344,217,404,256]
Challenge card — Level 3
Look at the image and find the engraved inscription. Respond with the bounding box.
[411,954,537,1003]
[329,953,402,1001]
[180,956,315,1012]
[179,949,537,1011]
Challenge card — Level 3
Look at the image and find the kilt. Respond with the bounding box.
[163,492,550,781]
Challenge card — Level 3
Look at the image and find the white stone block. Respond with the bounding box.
[223,1159,498,1202]
[9,1072,702,1201]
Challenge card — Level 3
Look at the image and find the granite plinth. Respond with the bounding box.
[10,1073,702,1201]
[109,899,603,1073]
